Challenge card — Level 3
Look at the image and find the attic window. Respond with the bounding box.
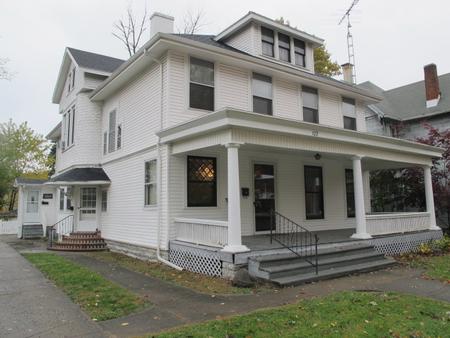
[261,27,274,57]
[278,33,291,62]
[294,39,306,67]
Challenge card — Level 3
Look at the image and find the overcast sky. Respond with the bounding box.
[1,0,449,135]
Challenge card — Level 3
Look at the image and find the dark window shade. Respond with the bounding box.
[187,156,217,207]
[345,169,355,218]
[304,166,324,219]
[190,83,214,111]
[344,116,356,130]
[253,96,273,115]
[303,107,319,123]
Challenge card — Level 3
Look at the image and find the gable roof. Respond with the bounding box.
[214,11,324,47]
[67,47,125,73]
[358,73,450,121]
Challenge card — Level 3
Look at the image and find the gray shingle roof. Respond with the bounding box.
[15,177,48,185]
[49,168,110,183]
[358,74,450,121]
[68,47,125,73]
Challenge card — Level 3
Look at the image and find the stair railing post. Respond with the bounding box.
[270,209,274,244]
[315,234,319,275]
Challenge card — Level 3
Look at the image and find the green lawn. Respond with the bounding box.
[24,253,147,321]
[402,253,450,283]
[154,292,450,338]
[86,251,271,295]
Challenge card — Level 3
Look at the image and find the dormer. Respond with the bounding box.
[214,12,323,73]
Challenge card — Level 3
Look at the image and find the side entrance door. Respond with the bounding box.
[254,163,275,232]
[78,187,97,231]
[24,190,40,223]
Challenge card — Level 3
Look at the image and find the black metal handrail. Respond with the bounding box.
[48,215,74,248]
[270,210,319,274]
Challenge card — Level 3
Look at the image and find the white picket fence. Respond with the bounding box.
[0,219,19,235]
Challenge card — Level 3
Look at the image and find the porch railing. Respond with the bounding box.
[174,217,228,247]
[48,215,74,248]
[366,212,430,235]
[270,210,319,274]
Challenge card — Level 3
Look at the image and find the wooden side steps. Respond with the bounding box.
[48,230,107,252]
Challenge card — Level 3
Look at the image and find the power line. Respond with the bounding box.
[338,0,360,84]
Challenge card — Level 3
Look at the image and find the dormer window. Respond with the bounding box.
[294,39,306,67]
[278,33,291,62]
[261,27,274,57]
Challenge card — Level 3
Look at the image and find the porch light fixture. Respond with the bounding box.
[314,153,321,160]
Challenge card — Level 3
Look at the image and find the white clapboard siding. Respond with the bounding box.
[274,78,300,120]
[217,63,250,111]
[224,23,256,55]
[318,89,342,128]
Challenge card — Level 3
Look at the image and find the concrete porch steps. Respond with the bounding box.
[248,243,396,286]
[22,224,44,239]
[48,231,107,252]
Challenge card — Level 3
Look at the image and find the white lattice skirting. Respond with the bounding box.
[369,230,443,256]
[169,242,222,277]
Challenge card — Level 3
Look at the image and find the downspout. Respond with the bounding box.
[145,49,182,271]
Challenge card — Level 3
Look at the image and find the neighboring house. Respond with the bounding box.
[17,12,443,283]
[361,64,450,139]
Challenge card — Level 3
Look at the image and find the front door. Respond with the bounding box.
[254,164,275,232]
[78,187,97,231]
[24,190,40,223]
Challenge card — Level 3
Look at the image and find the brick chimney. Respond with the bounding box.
[341,63,354,84]
[424,63,441,108]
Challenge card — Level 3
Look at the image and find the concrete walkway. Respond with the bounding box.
[60,252,450,337]
[0,236,105,338]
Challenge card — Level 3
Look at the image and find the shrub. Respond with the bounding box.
[418,242,433,255]
[434,236,450,253]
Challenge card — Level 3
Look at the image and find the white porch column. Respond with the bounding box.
[351,156,372,239]
[424,165,440,230]
[363,170,371,213]
[222,143,249,253]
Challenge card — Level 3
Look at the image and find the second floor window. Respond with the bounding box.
[294,39,306,67]
[117,124,122,149]
[278,33,291,62]
[108,110,116,153]
[261,27,274,57]
[62,106,75,150]
[342,97,356,131]
[302,86,319,123]
[103,132,107,155]
[190,57,214,111]
[252,73,273,115]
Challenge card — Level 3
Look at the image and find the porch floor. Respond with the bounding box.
[242,228,357,251]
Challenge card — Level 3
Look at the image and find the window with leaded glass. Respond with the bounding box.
[261,27,274,57]
[294,39,306,67]
[345,169,355,218]
[302,86,319,123]
[278,33,291,62]
[187,156,217,207]
[252,73,273,115]
[190,57,214,111]
[144,160,157,206]
[304,166,324,219]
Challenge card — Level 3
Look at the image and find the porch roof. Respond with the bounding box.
[46,167,110,186]
[157,109,443,166]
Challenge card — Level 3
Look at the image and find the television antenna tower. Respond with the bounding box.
[338,0,360,84]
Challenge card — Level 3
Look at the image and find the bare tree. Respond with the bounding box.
[0,58,12,80]
[180,10,206,35]
[113,7,148,57]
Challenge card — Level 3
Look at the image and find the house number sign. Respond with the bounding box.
[312,130,319,137]
[43,193,53,199]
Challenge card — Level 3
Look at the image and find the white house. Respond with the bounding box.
[17,12,444,283]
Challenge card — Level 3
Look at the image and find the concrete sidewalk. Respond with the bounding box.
[0,236,105,338]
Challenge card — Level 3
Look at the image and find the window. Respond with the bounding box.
[66,187,72,210]
[261,27,274,57]
[117,124,122,149]
[59,188,65,210]
[68,72,72,92]
[144,160,157,205]
[342,97,356,130]
[345,169,355,218]
[189,57,214,111]
[294,39,306,67]
[187,156,217,207]
[278,33,291,62]
[62,107,75,149]
[71,106,75,145]
[304,166,324,220]
[108,110,116,153]
[71,68,76,89]
[101,190,107,212]
[59,187,72,211]
[252,73,273,115]
[302,86,319,123]
[68,68,75,92]
[66,110,71,146]
[103,132,107,155]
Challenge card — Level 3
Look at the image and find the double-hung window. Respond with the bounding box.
[189,57,214,111]
[103,132,107,155]
[294,39,306,67]
[342,97,357,130]
[345,169,355,218]
[302,86,319,123]
[59,188,65,210]
[261,27,274,57]
[117,124,122,149]
[63,106,75,149]
[101,190,108,212]
[108,110,116,153]
[278,33,291,62]
[187,156,217,207]
[304,166,324,220]
[144,160,157,206]
[252,73,273,115]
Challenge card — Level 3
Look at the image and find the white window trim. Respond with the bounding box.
[144,159,158,207]
[186,55,217,113]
